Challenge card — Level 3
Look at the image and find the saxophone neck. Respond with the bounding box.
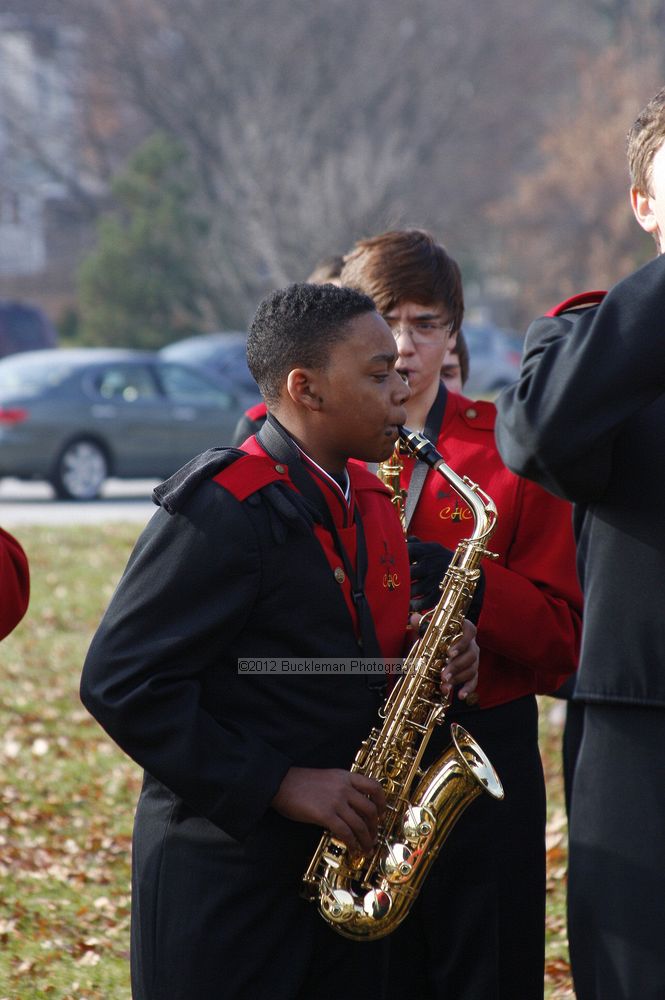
[377,441,407,533]
[398,426,497,543]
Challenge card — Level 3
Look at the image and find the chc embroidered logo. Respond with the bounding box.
[435,488,471,523]
[438,503,471,522]
[380,541,401,590]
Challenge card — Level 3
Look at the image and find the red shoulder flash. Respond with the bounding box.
[458,397,496,431]
[545,290,607,317]
[245,401,267,420]
[213,453,290,500]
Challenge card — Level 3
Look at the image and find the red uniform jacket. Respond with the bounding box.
[402,391,582,709]
[0,527,29,640]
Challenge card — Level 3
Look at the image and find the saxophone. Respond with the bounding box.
[375,438,408,532]
[301,427,504,940]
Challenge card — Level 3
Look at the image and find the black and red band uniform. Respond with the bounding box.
[81,420,410,1000]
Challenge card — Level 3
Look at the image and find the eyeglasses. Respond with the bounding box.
[383,316,454,345]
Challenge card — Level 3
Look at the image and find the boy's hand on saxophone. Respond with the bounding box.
[271,767,386,855]
[443,618,479,702]
[406,615,479,703]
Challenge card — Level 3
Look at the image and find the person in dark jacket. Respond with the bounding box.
[0,526,29,639]
[80,282,479,1000]
[341,229,582,1000]
[495,87,665,1000]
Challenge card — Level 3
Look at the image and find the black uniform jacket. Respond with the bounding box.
[495,253,665,706]
[80,437,409,842]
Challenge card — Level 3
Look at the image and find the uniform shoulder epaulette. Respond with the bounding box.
[457,397,496,431]
[213,452,290,501]
[545,290,606,317]
[244,400,268,421]
[154,446,246,514]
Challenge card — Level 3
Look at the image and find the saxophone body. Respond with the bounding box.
[301,427,504,940]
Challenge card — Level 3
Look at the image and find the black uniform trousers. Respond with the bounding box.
[130,774,389,1000]
[568,703,665,1000]
[386,695,546,1000]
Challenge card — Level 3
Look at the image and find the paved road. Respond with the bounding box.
[0,478,160,526]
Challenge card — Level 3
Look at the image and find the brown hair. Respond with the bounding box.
[627,87,665,193]
[453,328,470,386]
[306,255,345,284]
[340,229,464,333]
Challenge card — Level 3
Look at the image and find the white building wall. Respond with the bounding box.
[0,22,76,276]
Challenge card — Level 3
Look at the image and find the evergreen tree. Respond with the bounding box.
[78,133,209,349]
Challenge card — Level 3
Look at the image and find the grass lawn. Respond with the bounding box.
[0,524,575,998]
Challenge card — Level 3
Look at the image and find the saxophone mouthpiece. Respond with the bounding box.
[398,427,441,470]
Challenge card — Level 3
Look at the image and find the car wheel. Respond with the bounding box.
[51,439,109,500]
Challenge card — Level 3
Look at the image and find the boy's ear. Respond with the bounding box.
[631,185,658,235]
[285,368,323,411]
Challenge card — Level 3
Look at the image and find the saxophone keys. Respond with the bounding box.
[381,841,413,880]
[430,703,448,724]
[362,888,392,920]
[322,888,356,922]
[403,805,435,843]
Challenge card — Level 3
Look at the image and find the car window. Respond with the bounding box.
[0,358,75,395]
[93,365,159,402]
[158,363,233,407]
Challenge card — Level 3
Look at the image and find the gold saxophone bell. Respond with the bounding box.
[302,427,504,940]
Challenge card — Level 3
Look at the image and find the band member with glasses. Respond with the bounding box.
[80,282,479,1000]
[341,229,582,1000]
[0,526,29,640]
[495,87,665,1000]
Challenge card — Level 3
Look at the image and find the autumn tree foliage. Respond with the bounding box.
[59,0,598,328]
[3,0,664,331]
[490,28,663,325]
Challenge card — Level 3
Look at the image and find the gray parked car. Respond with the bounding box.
[159,332,262,409]
[0,348,242,499]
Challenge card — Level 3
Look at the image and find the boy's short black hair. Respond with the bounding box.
[247,282,376,404]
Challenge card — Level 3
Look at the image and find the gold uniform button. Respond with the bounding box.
[334,567,346,584]
[465,407,478,419]
[275,464,286,474]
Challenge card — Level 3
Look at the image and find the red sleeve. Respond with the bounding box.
[0,527,30,639]
[477,477,583,692]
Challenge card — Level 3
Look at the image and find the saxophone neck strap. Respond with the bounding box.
[404,382,448,530]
